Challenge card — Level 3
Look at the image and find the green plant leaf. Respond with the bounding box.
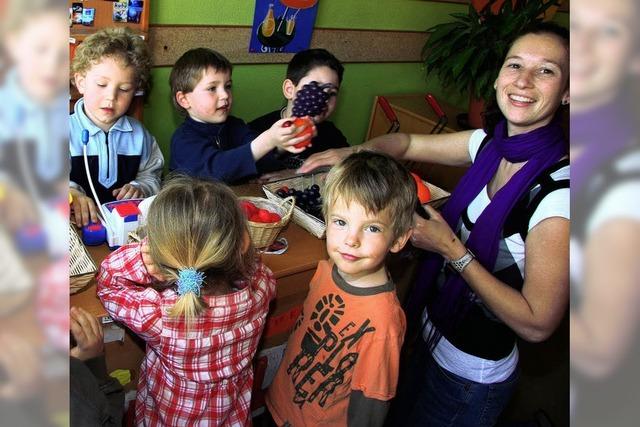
[467,49,488,78]
[451,47,476,80]
[424,22,465,48]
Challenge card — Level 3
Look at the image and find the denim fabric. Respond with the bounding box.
[392,343,519,427]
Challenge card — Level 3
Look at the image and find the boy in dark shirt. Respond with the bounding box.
[169,48,309,183]
[249,48,349,175]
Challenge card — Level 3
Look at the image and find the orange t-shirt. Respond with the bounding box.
[266,261,406,427]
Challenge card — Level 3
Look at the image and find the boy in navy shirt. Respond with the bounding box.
[169,48,309,183]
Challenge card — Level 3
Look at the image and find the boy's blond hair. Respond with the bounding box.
[322,151,417,240]
[71,27,152,93]
[146,174,254,322]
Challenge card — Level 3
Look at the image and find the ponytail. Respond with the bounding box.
[168,267,207,322]
[169,292,206,320]
[147,175,255,324]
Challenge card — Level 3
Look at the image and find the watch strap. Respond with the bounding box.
[447,249,475,274]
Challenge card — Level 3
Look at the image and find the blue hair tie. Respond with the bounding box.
[176,268,205,297]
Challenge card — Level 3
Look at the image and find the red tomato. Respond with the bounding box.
[410,172,432,204]
[239,200,258,216]
[284,117,314,149]
[257,209,272,223]
[269,212,282,223]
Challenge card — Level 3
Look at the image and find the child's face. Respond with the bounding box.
[326,197,406,286]
[5,11,69,104]
[74,57,136,132]
[178,67,232,124]
[286,66,340,123]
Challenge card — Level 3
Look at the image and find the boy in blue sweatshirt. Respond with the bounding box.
[169,48,309,183]
[69,28,164,226]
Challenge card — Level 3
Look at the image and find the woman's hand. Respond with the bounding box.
[297,146,355,173]
[411,205,467,260]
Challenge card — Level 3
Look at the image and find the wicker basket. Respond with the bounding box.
[263,173,329,238]
[240,196,295,249]
[264,172,451,239]
[69,224,98,294]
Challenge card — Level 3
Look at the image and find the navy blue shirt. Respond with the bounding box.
[170,115,281,184]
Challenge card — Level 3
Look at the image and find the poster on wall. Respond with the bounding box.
[249,0,319,53]
[112,0,128,22]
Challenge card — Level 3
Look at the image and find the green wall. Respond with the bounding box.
[144,0,470,158]
[144,1,568,158]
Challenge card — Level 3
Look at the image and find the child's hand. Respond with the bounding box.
[141,241,166,281]
[70,306,104,361]
[70,188,98,227]
[112,183,144,200]
[270,117,317,154]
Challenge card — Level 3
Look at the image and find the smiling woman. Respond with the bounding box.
[299,22,570,427]
[494,32,570,135]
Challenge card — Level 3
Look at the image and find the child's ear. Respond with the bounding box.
[175,91,191,110]
[282,79,296,101]
[74,73,87,95]
[389,229,412,254]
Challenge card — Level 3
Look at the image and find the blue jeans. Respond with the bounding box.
[396,344,519,427]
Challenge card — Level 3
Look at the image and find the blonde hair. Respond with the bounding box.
[71,27,152,93]
[322,151,417,239]
[146,175,254,322]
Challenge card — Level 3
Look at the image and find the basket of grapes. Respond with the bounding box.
[263,172,328,238]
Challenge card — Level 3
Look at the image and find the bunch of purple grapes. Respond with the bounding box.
[276,184,323,220]
[292,81,335,117]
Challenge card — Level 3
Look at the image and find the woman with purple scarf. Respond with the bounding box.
[299,23,570,426]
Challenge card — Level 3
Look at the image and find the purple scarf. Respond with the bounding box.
[571,97,635,195]
[408,119,567,348]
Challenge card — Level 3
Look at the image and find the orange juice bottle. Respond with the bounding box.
[261,4,276,37]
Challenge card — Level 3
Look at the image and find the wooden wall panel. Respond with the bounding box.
[148,25,428,66]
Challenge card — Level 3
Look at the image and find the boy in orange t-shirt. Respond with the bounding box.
[266,151,417,426]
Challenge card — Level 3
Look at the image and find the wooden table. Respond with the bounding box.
[70,183,328,387]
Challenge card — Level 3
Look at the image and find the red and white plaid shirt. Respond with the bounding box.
[97,243,276,426]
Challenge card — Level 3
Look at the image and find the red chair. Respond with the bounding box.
[377,96,400,134]
[424,93,448,134]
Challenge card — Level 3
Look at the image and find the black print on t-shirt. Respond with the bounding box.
[287,293,375,408]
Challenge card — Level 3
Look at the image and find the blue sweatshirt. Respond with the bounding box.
[169,115,280,184]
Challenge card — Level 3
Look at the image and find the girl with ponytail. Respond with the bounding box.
[97,175,276,426]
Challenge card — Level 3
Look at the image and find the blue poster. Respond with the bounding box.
[249,0,319,53]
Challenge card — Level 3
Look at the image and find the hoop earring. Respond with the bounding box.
[561,99,569,106]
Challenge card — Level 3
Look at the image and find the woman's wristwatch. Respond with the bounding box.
[447,249,475,274]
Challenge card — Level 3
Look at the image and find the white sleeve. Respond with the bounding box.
[528,187,570,231]
[468,129,488,163]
